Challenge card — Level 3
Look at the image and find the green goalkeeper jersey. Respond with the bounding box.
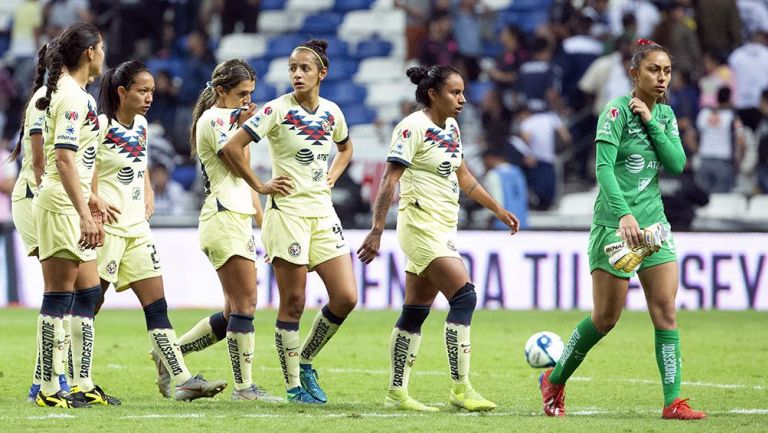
[592,95,686,228]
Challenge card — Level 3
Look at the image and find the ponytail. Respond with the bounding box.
[189,59,255,157]
[8,42,50,162]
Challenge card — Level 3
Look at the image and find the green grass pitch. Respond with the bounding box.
[2,309,767,432]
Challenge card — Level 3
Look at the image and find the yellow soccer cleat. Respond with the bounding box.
[36,390,89,408]
[70,385,121,406]
[384,389,439,412]
[449,384,497,412]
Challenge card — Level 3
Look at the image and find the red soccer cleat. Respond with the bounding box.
[662,398,707,420]
[539,368,566,417]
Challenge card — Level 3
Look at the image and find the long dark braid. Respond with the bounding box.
[35,22,100,111]
[8,43,51,162]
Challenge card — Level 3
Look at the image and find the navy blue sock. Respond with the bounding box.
[321,305,345,325]
[395,305,431,334]
[40,292,72,317]
[209,311,228,340]
[143,298,173,330]
[276,319,299,331]
[227,313,255,333]
[71,286,101,318]
[446,283,477,326]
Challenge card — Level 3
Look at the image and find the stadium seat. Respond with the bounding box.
[354,57,404,84]
[252,84,277,103]
[320,36,351,58]
[341,105,378,126]
[745,195,768,221]
[299,12,344,36]
[696,193,748,220]
[286,0,335,12]
[324,58,359,82]
[247,58,271,79]
[265,35,305,59]
[261,0,287,10]
[339,10,405,41]
[354,36,393,59]
[320,82,367,106]
[556,191,597,217]
[484,0,511,11]
[258,10,305,34]
[264,56,292,88]
[365,82,413,108]
[146,57,185,79]
[333,0,375,12]
[216,33,267,62]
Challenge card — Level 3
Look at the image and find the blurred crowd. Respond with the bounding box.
[1,0,768,231]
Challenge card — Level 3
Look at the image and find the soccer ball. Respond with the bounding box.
[524,331,564,368]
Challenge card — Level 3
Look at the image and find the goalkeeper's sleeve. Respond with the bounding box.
[595,140,632,221]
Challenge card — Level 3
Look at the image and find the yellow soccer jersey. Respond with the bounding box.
[197,107,257,221]
[96,114,150,237]
[11,86,47,202]
[37,74,100,214]
[387,110,463,227]
[242,93,349,217]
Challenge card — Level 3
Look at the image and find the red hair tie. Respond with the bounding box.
[636,38,656,46]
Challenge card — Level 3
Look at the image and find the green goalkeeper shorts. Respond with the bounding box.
[587,223,678,278]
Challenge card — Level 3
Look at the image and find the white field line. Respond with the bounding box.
[256,366,767,390]
[11,408,768,421]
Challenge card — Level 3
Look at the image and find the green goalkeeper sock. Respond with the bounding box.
[655,328,682,406]
[549,316,605,385]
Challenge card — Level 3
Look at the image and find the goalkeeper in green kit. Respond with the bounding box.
[538,39,706,420]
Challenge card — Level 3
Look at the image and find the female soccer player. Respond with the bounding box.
[221,39,357,404]
[10,42,73,402]
[537,39,706,420]
[357,65,519,412]
[94,60,226,401]
[182,58,286,401]
[32,22,116,408]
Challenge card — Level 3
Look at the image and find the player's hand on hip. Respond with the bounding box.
[618,214,643,248]
[259,175,293,196]
[79,214,101,250]
[495,209,520,234]
[629,97,652,123]
[357,230,382,264]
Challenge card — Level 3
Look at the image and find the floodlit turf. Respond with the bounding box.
[2,308,766,432]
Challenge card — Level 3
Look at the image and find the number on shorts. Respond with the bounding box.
[147,244,161,270]
[332,223,344,241]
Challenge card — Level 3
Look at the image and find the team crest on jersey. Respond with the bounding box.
[106,260,117,275]
[447,240,457,252]
[64,111,79,121]
[288,242,301,257]
[105,125,147,163]
[425,127,461,158]
[282,110,335,146]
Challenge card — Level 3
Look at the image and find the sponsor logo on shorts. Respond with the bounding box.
[288,242,301,257]
[106,260,117,275]
[447,240,457,252]
[247,236,255,253]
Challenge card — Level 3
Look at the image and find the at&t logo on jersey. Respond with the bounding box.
[624,154,645,173]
